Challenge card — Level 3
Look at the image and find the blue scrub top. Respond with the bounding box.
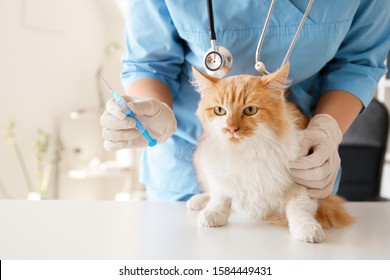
[121,0,390,201]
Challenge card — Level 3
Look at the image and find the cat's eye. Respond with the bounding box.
[214,106,226,116]
[243,106,258,116]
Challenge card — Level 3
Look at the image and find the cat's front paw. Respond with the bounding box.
[187,193,210,211]
[198,209,228,227]
[290,222,325,243]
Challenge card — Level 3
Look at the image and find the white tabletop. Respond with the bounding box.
[0,200,389,259]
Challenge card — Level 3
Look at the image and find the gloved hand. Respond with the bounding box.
[100,95,177,151]
[290,114,342,199]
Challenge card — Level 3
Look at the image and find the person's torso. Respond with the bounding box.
[165,0,359,143]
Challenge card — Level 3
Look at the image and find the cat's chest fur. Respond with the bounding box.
[195,126,301,218]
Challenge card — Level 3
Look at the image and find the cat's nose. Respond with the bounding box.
[227,126,239,134]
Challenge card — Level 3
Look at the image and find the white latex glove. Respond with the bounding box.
[290,114,342,199]
[100,95,177,151]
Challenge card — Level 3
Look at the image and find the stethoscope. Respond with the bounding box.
[203,0,315,77]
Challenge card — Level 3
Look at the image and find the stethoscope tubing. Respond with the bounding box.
[204,0,315,77]
[207,0,217,42]
[255,0,276,69]
[281,0,315,66]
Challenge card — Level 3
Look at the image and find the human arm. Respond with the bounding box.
[100,78,177,150]
[125,78,173,109]
[290,1,390,198]
[315,90,362,134]
[100,0,183,150]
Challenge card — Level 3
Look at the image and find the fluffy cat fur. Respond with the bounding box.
[187,65,353,243]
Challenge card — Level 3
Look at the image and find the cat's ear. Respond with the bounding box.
[261,64,290,97]
[191,66,220,94]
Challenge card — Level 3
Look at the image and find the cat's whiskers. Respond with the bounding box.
[246,129,284,152]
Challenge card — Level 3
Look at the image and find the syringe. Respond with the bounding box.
[99,73,157,147]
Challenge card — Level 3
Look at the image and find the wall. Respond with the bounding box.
[0,0,126,199]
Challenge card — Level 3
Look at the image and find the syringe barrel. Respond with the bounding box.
[116,98,157,147]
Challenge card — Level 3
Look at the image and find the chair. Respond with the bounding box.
[337,98,389,201]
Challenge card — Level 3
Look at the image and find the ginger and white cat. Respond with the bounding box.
[187,65,353,243]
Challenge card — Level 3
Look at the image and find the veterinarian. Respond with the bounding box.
[100,0,390,201]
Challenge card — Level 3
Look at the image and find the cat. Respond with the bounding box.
[187,64,354,243]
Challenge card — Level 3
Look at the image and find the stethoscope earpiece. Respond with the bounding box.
[203,45,233,78]
[254,61,269,75]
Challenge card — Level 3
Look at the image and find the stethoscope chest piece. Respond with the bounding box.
[204,0,315,77]
[203,45,233,78]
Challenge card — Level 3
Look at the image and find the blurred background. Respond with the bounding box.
[0,0,145,201]
[0,0,389,201]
